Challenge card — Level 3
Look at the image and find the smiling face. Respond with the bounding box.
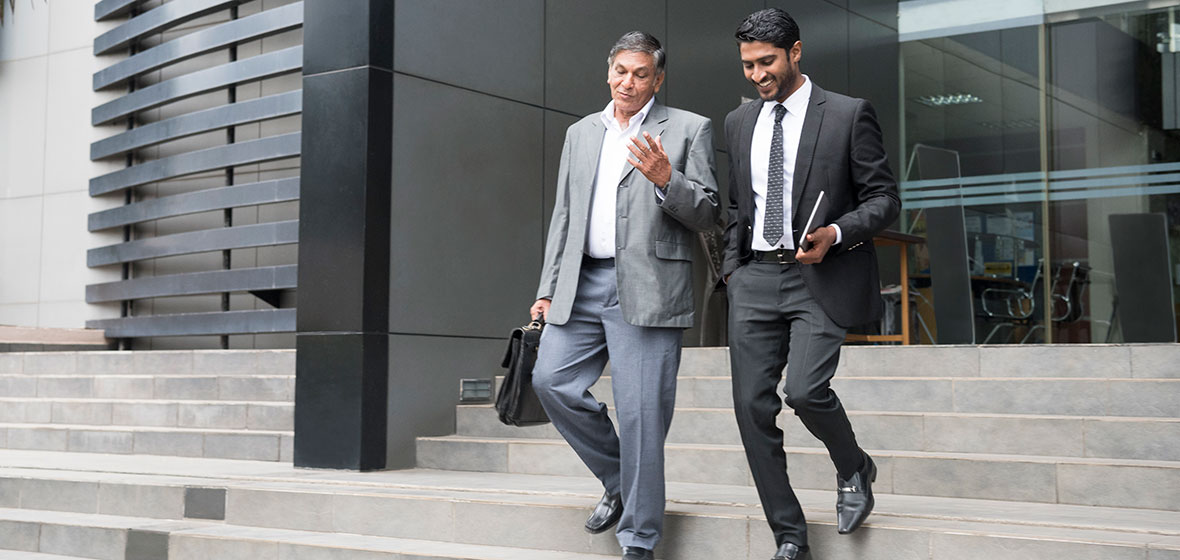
[608,50,665,121]
[739,40,803,103]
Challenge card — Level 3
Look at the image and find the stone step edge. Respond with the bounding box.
[499,374,1180,382]
[0,507,619,560]
[419,435,1180,469]
[456,403,1180,423]
[2,465,1179,543]
[0,422,292,436]
[0,397,294,407]
[0,373,294,378]
[0,551,93,560]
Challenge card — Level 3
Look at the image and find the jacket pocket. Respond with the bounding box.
[655,240,693,261]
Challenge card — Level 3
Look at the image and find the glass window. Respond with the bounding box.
[901,5,1180,344]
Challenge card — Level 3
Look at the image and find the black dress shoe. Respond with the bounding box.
[584,491,623,534]
[836,452,877,534]
[622,546,653,560]
[772,542,810,560]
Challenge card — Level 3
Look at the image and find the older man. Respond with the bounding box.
[530,31,720,560]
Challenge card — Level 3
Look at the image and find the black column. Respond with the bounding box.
[294,0,393,470]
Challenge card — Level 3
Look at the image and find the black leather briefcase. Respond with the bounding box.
[495,318,550,426]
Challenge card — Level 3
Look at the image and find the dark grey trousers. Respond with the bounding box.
[727,260,863,549]
[531,261,683,550]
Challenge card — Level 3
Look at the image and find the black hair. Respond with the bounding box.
[734,7,800,50]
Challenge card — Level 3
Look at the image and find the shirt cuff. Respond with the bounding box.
[829,223,843,245]
[654,183,668,202]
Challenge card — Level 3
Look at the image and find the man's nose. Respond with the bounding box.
[750,68,766,82]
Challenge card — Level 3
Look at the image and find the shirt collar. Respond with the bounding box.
[762,74,811,117]
[600,95,657,131]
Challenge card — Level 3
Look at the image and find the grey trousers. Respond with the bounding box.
[532,260,683,550]
[727,260,863,549]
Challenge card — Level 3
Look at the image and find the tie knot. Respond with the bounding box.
[773,104,787,122]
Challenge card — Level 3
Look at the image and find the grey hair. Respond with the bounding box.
[607,31,666,74]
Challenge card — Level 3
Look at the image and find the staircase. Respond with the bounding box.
[0,345,1175,559]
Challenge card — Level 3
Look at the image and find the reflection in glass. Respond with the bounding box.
[901,7,1180,344]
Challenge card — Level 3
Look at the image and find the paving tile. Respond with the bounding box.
[931,532,1145,560]
[205,433,282,461]
[979,345,1131,378]
[134,431,205,458]
[20,479,99,513]
[99,482,184,519]
[67,430,133,454]
[842,345,980,377]
[1131,345,1180,379]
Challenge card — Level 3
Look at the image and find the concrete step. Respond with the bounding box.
[0,398,293,430]
[0,374,294,401]
[0,350,296,376]
[559,375,1180,417]
[456,404,1180,461]
[415,435,1180,511]
[0,423,292,461]
[0,507,617,560]
[0,451,1177,560]
[674,344,1180,379]
[0,552,95,560]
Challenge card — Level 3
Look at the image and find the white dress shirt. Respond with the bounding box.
[750,76,841,252]
[586,96,656,258]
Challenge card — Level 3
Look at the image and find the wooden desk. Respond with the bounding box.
[844,230,926,346]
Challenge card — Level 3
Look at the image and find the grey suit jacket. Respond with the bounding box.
[537,101,721,328]
[722,84,901,328]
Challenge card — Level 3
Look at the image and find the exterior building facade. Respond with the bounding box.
[1,0,1178,465]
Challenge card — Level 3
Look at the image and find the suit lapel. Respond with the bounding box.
[791,86,826,222]
[738,100,758,199]
[618,101,669,186]
[572,117,604,227]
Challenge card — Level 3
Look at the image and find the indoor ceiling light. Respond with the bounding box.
[914,93,983,107]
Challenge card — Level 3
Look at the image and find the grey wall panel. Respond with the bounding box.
[94,2,304,90]
[92,46,302,125]
[86,265,298,302]
[91,91,302,159]
[95,0,139,21]
[850,0,897,29]
[303,0,393,75]
[90,133,301,196]
[386,334,503,468]
[394,0,544,105]
[89,178,300,231]
[88,220,299,267]
[666,0,764,152]
[544,0,667,117]
[88,309,296,337]
[94,0,244,56]
[767,0,849,95]
[389,75,543,338]
[542,111,579,243]
[848,13,900,169]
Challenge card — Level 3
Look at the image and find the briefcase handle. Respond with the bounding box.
[525,315,545,331]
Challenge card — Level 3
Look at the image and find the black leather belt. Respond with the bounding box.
[582,254,616,267]
[751,248,797,264]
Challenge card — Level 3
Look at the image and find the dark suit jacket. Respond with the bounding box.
[721,84,901,328]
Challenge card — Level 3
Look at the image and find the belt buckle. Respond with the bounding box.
[774,248,793,265]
